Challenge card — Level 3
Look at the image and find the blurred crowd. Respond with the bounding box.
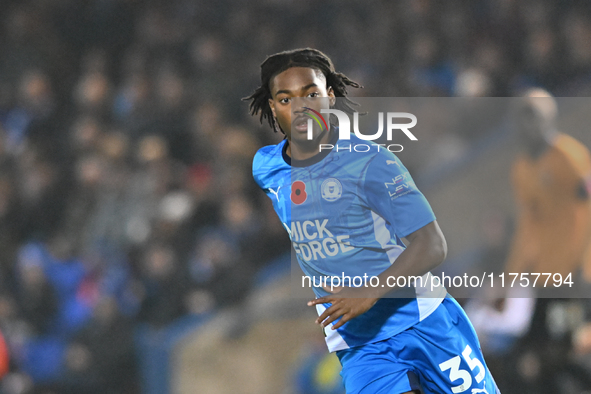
[0,0,590,393]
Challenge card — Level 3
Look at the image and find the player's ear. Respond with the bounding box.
[268,98,277,118]
[328,87,336,107]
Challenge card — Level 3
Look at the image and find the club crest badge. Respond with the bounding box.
[321,178,342,202]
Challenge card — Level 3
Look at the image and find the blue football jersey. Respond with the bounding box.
[253,131,447,352]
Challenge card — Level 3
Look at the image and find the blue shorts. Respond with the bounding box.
[336,297,500,394]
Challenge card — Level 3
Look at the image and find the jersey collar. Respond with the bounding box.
[282,127,339,167]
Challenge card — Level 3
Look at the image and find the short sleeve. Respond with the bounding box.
[252,150,265,190]
[363,153,435,238]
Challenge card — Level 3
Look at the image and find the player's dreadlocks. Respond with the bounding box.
[244,48,362,134]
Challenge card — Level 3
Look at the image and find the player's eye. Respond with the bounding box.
[308,92,320,98]
[279,97,290,104]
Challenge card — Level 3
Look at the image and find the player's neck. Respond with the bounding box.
[286,128,335,161]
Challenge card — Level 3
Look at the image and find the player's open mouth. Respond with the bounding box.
[292,116,309,133]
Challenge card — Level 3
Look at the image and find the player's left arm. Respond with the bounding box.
[309,220,446,330]
[308,154,446,330]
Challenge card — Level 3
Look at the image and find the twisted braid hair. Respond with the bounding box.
[244,48,362,134]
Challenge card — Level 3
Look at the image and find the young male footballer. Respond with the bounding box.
[246,48,500,394]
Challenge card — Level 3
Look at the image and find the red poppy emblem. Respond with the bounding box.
[291,181,307,204]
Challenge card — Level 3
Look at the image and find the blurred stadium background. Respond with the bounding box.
[1,0,591,393]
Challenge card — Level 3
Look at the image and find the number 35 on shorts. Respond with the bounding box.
[438,345,488,393]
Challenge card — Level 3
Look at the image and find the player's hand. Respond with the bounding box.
[307,287,379,330]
